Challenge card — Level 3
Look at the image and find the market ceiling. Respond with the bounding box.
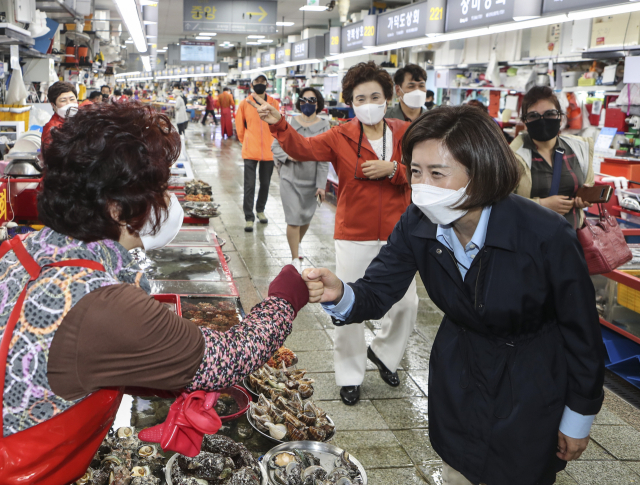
[103,0,409,54]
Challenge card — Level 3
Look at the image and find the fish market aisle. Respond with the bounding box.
[185,123,640,485]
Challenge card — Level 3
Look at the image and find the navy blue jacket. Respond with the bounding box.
[340,194,605,485]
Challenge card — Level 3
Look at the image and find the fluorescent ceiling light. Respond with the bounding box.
[113,0,147,53]
[246,41,261,45]
[247,35,265,39]
[200,32,217,36]
[196,36,212,40]
[299,5,328,11]
[125,40,134,43]
[258,39,274,43]
[489,14,566,33]
[276,21,294,26]
[568,2,640,20]
[115,71,140,77]
[143,20,157,25]
[141,55,151,71]
[242,58,321,75]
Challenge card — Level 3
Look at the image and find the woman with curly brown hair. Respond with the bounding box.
[248,61,418,406]
[0,101,309,483]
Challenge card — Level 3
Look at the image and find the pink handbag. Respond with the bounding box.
[138,391,221,457]
[577,205,632,275]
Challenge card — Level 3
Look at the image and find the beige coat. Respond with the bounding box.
[510,133,595,226]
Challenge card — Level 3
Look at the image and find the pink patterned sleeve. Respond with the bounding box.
[186,296,294,391]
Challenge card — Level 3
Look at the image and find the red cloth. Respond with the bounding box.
[269,116,411,241]
[205,94,215,111]
[138,391,222,457]
[41,112,64,148]
[220,107,233,138]
[79,99,93,107]
[268,265,309,316]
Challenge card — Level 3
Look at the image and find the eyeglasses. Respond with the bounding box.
[524,109,562,123]
[299,97,317,104]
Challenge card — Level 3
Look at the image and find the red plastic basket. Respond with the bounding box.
[218,385,252,422]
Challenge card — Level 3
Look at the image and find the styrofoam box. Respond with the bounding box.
[562,71,581,88]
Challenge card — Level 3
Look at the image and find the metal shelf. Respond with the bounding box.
[36,0,82,21]
[561,85,620,93]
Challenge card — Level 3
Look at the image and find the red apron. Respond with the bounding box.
[0,235,124,485]
[220,107,233,138]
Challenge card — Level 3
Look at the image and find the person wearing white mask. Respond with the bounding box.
[1,102,310,483]
[248,61,419,406]
[42,81,79,148]
[302,105,605,485]
[385,64,428,123]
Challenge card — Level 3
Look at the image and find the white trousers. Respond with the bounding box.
[333,239,419,387]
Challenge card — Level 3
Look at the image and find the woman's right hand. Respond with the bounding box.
[540,195,574,215]
[246,95,282,124]
[302,268,344,304]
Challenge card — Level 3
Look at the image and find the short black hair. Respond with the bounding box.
[114,89,122,96]
[88,91,102,101]
[402,105,520,211]
[223,87,230,92]
[520,85,562,122]
[296,87,324,114]
[123,88,133,96]
[426,90,434,99]
[48,82,77,105]
[393,64,427,86]
[101,85,111,92]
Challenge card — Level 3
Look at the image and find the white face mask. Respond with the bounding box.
[412,183,469,226]
[140,193,184,251]
[400,88,427,109]
[56,103,79,119]
[353,102,386,126]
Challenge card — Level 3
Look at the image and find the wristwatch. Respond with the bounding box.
[388,160,398,179]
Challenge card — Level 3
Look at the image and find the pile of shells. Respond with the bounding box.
[249,362,314,400]
[76,427,164,485]
[185,180,212,196]
[249,394,334,443]
[170,435,262,485]
[268,450,364,485]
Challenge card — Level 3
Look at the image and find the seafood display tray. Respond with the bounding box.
[141,246,231,282]
[262,442,367,485]
[168,227,217,246]
[246,412,335,445]
[165,453,269,485]
[149,280,238,297]
[181,295,245,317]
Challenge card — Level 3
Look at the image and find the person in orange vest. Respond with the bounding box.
[42,81,79,148]
[218,87,235,139]
[235,73,280,232]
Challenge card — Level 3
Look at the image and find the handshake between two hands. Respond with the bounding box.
[301,268,344,305]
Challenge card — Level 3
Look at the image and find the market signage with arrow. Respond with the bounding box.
[183,0,278,34]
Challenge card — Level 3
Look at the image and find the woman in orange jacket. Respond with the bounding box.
[236,72,281,232]
[248,61,418,406]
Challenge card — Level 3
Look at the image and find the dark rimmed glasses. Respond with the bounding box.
[524,109,562,123]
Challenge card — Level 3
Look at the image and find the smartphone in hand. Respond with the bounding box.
[316,194,322,207]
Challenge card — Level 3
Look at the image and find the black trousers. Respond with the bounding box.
[202,110,217,124]
[243,159,274,221]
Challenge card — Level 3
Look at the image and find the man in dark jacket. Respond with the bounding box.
[385,64,428,122]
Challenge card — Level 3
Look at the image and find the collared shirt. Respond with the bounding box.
[436,206,491,279]
[385,102,426,122]
[322,204,595,439]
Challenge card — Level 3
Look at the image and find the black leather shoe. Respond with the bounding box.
[340,386,360,406]
[367,347,400,387]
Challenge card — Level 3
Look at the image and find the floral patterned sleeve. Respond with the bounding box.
[186,296,294,391]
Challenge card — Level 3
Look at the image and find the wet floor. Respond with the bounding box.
[185,121,640,485]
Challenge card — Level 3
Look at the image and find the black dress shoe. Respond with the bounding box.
[340,386,360,406]
[367,347,400,387]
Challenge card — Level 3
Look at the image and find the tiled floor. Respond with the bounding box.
[185,122,640,485]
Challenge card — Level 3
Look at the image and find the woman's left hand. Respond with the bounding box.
[557,431,590,461]
[362,159,394,179]
[574,196,593,210]
[315,188,326,202]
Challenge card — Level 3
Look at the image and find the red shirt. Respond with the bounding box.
[41,112,65,148]
[205,95,215,110]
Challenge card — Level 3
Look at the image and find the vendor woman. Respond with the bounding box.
[0,101,309,483]
[42,81,79,147]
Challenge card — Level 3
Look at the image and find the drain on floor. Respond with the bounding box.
[604,370,640,410]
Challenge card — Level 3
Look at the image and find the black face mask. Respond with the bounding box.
[253,83,267,95]
[525,118,561,142]
[425,101,434,109]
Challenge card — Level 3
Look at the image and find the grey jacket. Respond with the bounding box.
[385,102,426,122]
[271,116,330,189]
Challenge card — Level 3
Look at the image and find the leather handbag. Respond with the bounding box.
[576,204,632,275]
[138,390,222,457]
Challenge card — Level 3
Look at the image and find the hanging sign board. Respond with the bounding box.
[196,65,204,74]
[292,39,309,61]
[542,0,614,14]
[377,0,445,44]
[183,0,278,34]
[205,64,213,73]
[445,0,514,32]
[244,56,251,69]
[269,47,276,63]
[261,51,271,66]
[213,62,228,73]
[341,16,376,52]
[329,26,341,54]
[250,56,257,69]
[276,43,291,64]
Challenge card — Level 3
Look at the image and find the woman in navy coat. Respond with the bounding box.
[304,106,605,485]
